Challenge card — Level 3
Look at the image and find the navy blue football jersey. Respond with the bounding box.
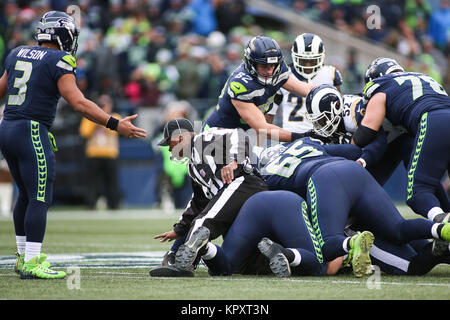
[363,72,449,134]
[259,138,361,194]
[204,62,291,130]
[3,45,77,129]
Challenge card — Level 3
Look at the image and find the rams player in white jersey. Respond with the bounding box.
[267,33,343,134]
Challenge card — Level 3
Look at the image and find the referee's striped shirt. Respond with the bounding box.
[173,127,250,236]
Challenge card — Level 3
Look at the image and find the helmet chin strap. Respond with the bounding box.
[56,36,64,52]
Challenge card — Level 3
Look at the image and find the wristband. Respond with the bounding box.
[356,158,367,168]
[106,116,119,131]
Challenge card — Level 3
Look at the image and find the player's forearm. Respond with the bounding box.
[250,121,292,142]
[73,98,110,126]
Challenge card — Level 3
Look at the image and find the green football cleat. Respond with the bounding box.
[432,213,450,256]
[20,256,66,279]
[349,231,374,278]
[440,223,450,242]
[15,252,51,275]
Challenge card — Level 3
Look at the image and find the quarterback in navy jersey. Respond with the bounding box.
[204,35,315,143]
[258,137,450,276]
[354,57,450,225]
[0,11,146,280]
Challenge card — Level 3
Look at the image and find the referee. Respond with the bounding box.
[154,118,267,272]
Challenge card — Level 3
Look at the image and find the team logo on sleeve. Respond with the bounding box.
[230,81,247,96]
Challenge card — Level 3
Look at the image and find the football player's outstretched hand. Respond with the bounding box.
[117,114,147,138]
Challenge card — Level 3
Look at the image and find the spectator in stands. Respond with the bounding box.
[79,95,122,210]
[188,0,217,36]
[427,0,450,50]
[342,48,364,94]
[215,0,246,35]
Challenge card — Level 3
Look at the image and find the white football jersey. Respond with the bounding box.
[269,65,343,133]
[342,94,363,134]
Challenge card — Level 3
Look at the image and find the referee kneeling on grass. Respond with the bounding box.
[151,118,267,276]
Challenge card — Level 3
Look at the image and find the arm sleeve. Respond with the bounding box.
[173,181,209,236]
[323,144,362,161]
[359,127,388,168]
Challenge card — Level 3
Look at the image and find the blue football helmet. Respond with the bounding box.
[364,57,404,83]
[305,84,343,137]
[243,36,284,86]
[36,11,79,55]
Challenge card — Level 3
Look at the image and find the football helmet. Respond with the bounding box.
[36,11,79,56]
[291,33,325,80]
[364,57,404,83]
[305,84,343,137]
[243,36,284,86]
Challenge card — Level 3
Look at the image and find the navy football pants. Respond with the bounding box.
[306,160,437,262]
[0,119,55,242]
[204,191,327,276]
[405,110,450,217]
[369,132,450,212]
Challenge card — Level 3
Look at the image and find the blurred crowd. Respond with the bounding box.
[275,0,449,90]
[1,0,449,126]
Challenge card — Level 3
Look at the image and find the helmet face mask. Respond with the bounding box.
[292,33,325,80]
[364,57,404,83]
[36,11,79,56]
[244,36,284,86]
[306,84,343,137]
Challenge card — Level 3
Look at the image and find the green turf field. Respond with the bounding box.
[1,206,449,301]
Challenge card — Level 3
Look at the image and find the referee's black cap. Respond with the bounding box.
[157,118,194,146]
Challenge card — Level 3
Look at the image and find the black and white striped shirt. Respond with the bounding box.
[173,127,250,236]
[188,127,249,199]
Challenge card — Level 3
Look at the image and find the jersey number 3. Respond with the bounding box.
[8,60,33,106]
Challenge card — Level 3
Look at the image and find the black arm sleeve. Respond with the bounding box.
[173,181,209,236]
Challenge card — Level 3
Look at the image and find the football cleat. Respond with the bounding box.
[175,226,210,271]
[257,237,291,278]
[432,213,450,256]
[348,231,374,278]
[149,266,194,277]
[15,252,51,275]
[20,256,66,279]
[161,250,176,267]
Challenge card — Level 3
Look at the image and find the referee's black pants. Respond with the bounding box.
[186,174,268,242]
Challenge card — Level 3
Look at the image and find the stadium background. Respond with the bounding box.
[0,0,449,210]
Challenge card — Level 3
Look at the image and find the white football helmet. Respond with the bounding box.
[291,33,325,81]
